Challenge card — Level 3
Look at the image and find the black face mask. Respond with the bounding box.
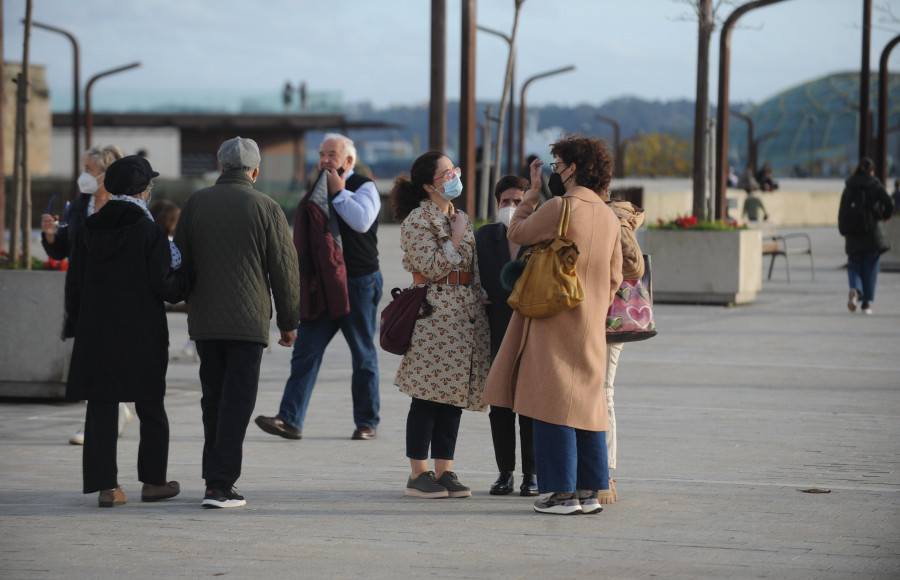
[548,168,572,196]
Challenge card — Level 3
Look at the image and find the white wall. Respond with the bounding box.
[51,127,181,178]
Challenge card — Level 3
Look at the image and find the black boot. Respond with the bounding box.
[519,473,539,496]
[489,471,514,495]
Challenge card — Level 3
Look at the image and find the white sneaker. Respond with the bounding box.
[118,403,133,437]
[69,429,84,445]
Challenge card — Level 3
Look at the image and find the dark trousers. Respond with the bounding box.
[488,405,535,474]
[406,397,462,460]
[196,340,264,490]
[82,399,169,493]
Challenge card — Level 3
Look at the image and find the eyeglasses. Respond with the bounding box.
[549,162,567,173]
[146,182,155,192]
[435,167,461,183]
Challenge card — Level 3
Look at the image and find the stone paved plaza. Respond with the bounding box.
[1,225,898,579]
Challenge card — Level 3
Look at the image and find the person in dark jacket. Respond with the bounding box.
[839,158,894,315]
[474,175,538,497]
[65,155,185,508]
[41,144,134,446]
[174,137,300,509]
[255,133,383,442]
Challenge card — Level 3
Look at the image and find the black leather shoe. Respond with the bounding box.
[489,471,514,495]
[520,473,539,496]
[254,415,302,440]
[352,426,376,440]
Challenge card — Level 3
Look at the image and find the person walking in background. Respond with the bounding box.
[474,175,538,497]
[174,137,300,509]
[838,158,893,315]
[742,189,768,224]
[482,135,622,515]
[65,156,185,508]
[40,144,134,446]
[389,151,491,499]
[255,133,382,442]
[891,179,900,211]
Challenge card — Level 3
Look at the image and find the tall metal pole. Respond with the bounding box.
[459,0,477,215]
[860,0,872,160]
[692,0,712,219]
[517,66,576,170]
[429,0,446,151]
[84,62,141,149]
[596,115,623,178]
[715,0,789,221]
[876,34,900,183]
[477,25,517,175]
[30,21,80,195]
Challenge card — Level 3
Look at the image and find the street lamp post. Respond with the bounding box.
[477,25,516,175]
[518,65,575,169]
[596,115,624,178]
[714,0,789,220]
[84,62,140,149]
[876,34,900,183]
[29,20,80,193]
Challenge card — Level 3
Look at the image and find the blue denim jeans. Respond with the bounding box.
[278,271,382,431]
[532,419,608,493]
[847,251,882,303]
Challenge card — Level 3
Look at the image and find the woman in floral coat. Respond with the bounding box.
[389,151,491,500]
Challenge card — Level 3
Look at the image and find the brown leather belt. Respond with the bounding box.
[412,270,471,285]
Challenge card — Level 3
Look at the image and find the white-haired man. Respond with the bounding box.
[256,133,382,441]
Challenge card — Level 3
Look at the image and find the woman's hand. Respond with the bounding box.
[449,209,466,247]
[41,213,57,243]
[525,157,544,201]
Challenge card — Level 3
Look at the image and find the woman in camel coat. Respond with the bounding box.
[482,134,622,515]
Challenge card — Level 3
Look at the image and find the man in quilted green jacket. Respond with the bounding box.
[173,136,300,509]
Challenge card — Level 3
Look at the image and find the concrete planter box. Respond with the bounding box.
[643,229,763,305]
[881,218,900,271]
[0,270,72,398]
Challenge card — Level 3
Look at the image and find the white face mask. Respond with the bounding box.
[497,206,516,228]
[77,172,101,194]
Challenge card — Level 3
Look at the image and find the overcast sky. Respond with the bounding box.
[5,0,900,111]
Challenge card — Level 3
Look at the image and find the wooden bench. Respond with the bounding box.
[762,231,815,282]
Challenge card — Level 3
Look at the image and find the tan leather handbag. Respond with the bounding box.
[507,197,584,318]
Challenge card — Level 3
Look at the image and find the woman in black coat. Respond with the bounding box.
[65,156,186,507]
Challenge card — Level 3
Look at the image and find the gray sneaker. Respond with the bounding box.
[533,492,582,515]
[405,471,449,499]
[436,471,472,498]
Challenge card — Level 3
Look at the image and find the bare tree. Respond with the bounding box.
[675,0,735,218]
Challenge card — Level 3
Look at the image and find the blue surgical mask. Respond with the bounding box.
[439,174,463,201]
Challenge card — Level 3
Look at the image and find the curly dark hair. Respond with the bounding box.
[493,175,528,205]
[389,150,446,221]
[549,133,614,194]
